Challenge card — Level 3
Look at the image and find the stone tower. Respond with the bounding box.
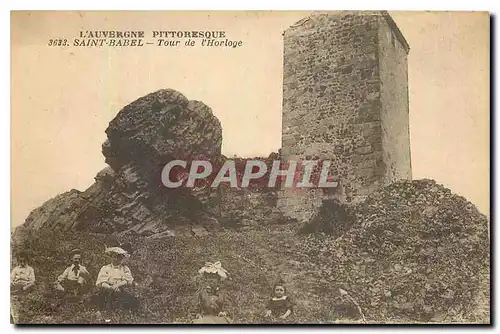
[278,11,412,221]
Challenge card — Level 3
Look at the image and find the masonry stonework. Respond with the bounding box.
[278,11,412,221]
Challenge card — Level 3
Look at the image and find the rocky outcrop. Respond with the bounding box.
[103,89,222,171]
[14,89,224,240]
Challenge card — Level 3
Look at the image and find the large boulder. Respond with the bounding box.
[103,89,222,171]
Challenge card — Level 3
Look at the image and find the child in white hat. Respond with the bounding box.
[94,246,138,312]
[192,261,232,324]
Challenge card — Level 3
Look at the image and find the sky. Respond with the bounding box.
[10,11,490,228]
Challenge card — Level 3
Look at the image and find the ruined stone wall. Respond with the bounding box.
[279,11,411,221]
[218,185,279,227]
[378,17,412,181]
[277,188,335,223]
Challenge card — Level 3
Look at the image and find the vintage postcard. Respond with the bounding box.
[10,10,490,324]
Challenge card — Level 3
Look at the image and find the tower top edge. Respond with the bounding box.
[284,10,410,54]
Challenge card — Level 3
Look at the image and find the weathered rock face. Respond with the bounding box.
[14,89,224,240]
[103,89,222,171]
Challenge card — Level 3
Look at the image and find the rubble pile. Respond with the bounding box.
[303,179,489,322]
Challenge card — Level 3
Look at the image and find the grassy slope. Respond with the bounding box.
[11,221,489,324]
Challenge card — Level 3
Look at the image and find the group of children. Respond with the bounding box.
[11,246,139,313]
[11,250,293,323]
[194,261,294,324]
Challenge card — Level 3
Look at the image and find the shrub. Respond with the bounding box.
[300,199,355,237]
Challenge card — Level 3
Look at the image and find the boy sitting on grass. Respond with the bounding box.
[54,249,90,296]
[10,251,36,294]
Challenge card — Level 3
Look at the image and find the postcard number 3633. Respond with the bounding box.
[48,39,69,47]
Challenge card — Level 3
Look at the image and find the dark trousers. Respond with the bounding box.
[93,287,139,311]
[56,280,87,295]
[11,282,35,295]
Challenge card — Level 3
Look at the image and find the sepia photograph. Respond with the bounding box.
[10,10,490,325]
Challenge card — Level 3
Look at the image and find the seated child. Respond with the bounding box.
[192,261,232,324]
[10,252,35,294]
[94,246,138,311]
[54,249,90,295]
[263,281,293,321]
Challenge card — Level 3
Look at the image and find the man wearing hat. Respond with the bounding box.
[54,249,90,295]
[94,246,138,311]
